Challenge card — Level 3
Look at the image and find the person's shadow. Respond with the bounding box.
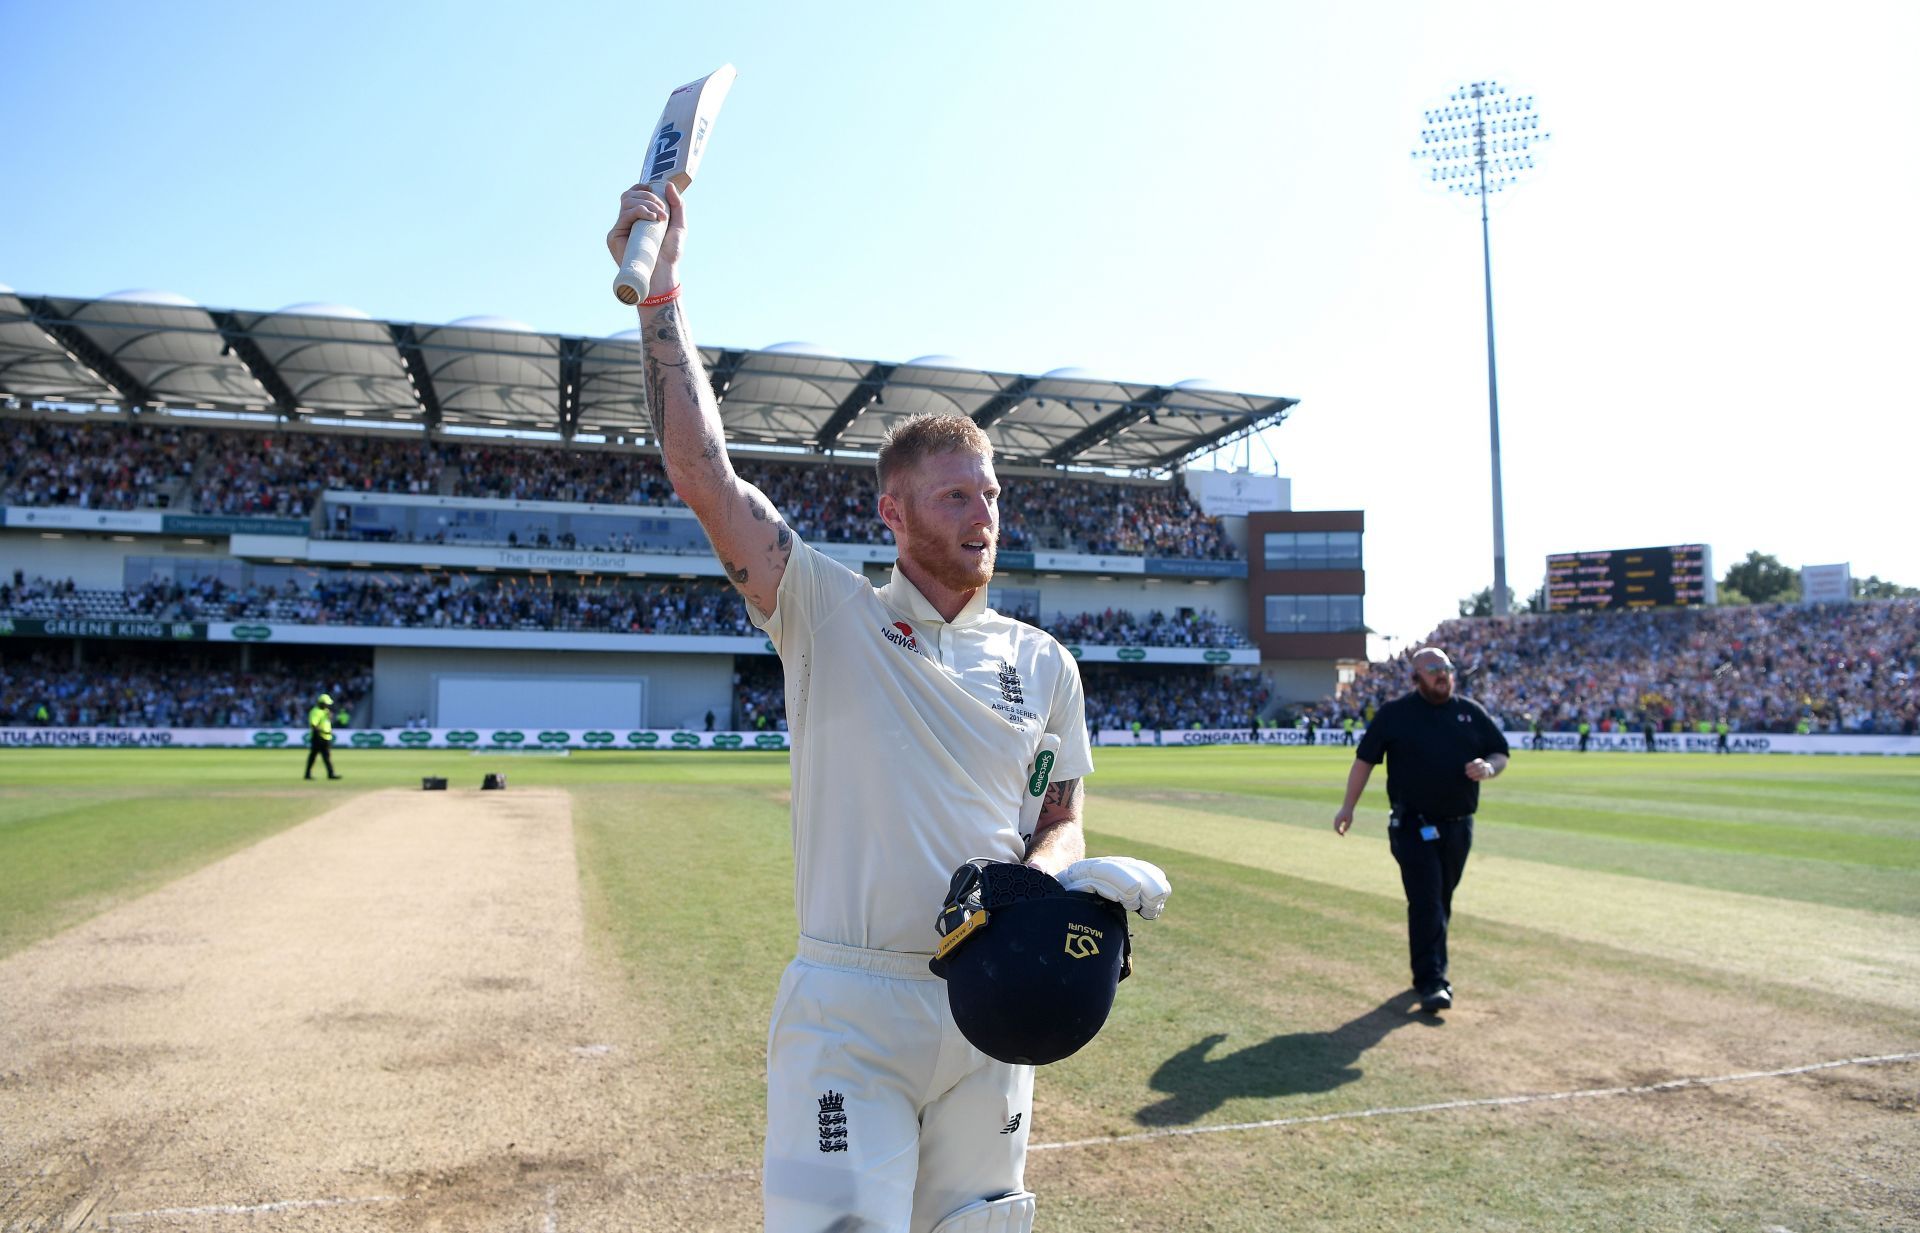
[1136,992,1429,1126]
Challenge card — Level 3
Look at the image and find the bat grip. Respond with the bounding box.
[612,201,669,306]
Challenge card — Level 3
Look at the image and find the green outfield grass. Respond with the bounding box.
[4,745,1917,1229]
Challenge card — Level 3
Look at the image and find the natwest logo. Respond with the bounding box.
[883,621,919,653]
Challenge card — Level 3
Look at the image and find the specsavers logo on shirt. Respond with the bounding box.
[882,621,919,653]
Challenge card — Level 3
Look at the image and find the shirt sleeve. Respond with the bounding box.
[751,536,867,651]
[1045,640,1095,783]
[1354,707,1390,764]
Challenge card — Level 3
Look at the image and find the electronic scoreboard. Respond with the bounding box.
[1545,544,1714,612]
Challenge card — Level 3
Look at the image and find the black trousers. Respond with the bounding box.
[305,735,335,777]
[1389,813,1474,993]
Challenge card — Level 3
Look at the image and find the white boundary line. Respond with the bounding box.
[91,1051,1920,1220]
[107,1195,401,1224]
[1031,1051,1920,1153]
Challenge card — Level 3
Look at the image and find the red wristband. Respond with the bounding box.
[640,285,681,307]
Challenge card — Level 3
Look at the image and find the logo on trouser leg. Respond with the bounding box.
[1000,1112,1022,1135]
[817,1090,848,1153]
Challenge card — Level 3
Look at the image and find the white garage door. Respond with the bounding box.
[434,674,646,728]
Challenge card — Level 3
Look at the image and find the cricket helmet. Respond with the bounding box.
[928,859,1131,1066]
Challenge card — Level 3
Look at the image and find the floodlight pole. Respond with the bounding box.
[1413,81,1547,618]
[1474,90,1509,617]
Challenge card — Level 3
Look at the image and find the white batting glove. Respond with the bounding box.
[1057,856,1171,920]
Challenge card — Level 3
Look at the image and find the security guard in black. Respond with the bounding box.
[1335,648,1508,1012]
[1356,690,1508,819]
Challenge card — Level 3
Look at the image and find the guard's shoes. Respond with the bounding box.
[328,774,343,780]
[1418,984,1453,1014]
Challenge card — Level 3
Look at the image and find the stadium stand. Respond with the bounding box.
[1045,607,1255,649]
[3,414,1236,558]
[2,300,1300,735]
[1,417,197,510]
[3,574,1249,649]
[192,430,444,516]
[1326,601,1920,735]
[1084,665,1275,732]
[0,645,371,728]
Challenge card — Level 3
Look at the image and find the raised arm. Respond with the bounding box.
[608,182,792,618]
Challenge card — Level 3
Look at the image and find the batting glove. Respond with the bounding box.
[1057,856,1171,920]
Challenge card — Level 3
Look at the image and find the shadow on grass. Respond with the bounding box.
[1136,992,1432,1126]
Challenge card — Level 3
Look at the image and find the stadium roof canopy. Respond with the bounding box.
[0,289,1298,473]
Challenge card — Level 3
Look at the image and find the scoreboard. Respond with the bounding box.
[1546,544,1714,612]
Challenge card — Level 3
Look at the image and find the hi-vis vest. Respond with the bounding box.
[308,706,333,739]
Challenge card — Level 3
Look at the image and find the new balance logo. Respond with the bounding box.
[1000,1112,1022,1135]
[817,1090,848,1153]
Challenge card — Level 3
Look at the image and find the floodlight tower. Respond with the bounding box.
[1413,82,1547,616]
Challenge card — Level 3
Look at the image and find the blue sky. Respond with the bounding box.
[4,0,1916,652]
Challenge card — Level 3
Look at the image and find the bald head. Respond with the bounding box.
[1411,647,1456,703]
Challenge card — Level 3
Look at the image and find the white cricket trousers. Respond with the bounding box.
[763,935,1034,1233]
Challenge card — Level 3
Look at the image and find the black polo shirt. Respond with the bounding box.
[1354,691,1509,819]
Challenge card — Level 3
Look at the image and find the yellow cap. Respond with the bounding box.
[318,694,334,705]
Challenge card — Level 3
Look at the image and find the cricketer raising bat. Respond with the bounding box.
[612,64,738,306]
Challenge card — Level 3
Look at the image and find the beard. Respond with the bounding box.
[900,510,996,594]
[1414,675,1454,704]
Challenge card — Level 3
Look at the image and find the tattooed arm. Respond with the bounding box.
[608,182,792,619]
[1024,778,1086,875]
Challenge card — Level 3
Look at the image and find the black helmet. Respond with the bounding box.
[928,859,1131,1066]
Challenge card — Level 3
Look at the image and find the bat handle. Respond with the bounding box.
[612,193,669,306]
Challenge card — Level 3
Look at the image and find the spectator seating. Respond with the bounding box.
[1326,600,1920,736]
[1,417,196,510]
[1083,665,1275,732]
[0,648,369,728]
[3,575,1256,651]
[1044,608,1255,649]
[3,413,1238,560]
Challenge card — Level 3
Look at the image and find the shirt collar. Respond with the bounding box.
[879,563,992,627]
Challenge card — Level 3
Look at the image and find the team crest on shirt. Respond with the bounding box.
[989,661,1037,727]
[882,621,919,653]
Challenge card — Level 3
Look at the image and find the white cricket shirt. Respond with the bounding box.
[755,538,1094,954]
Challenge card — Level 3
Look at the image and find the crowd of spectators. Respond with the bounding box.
[193,430,445,517]
[445,443,674,506]
[0,649,368,728]
[1326,600,1920,736]
[726,664,1273,736]
[1,417,196,510]
[7,573,1258,651]
[737,460,889,547]
[1017,477,1238,559]
[101,572,760,637]
[1083,666,1275,732]
[1044,607,1254,648]
[6,413,1239,561]
[732,659,787,732]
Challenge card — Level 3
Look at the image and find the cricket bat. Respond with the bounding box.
[613,64,738,306]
